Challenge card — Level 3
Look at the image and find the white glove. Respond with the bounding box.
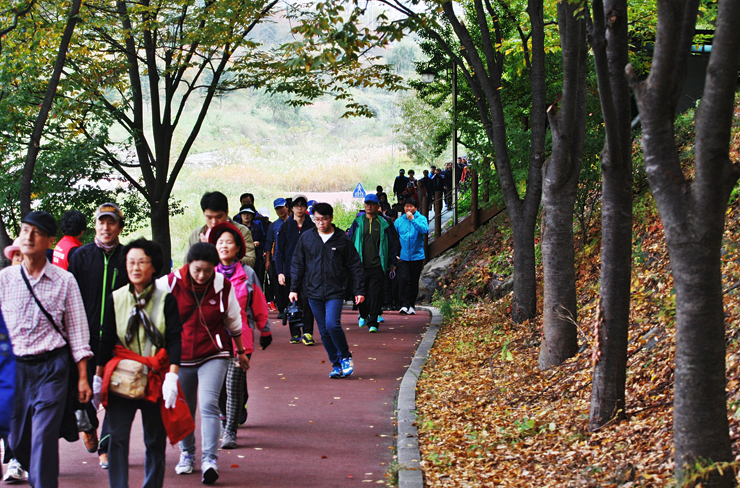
[92,375,103,409]
[162,372,179,409]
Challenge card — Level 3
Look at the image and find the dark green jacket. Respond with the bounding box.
[348,214,399,274]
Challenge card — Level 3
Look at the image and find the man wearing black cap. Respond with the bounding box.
[0,211,93,488]
[68,202,129,468]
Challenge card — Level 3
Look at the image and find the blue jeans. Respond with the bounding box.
[309,298,351,368]
[179,358,229,463]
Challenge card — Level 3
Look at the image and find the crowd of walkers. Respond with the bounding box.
[392,156,472,211]
[0,183,429,488]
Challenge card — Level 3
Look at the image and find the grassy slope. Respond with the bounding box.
[416,104,740,486]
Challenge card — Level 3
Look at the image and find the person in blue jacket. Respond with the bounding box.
[394,197,428,315]
[0,308,14,437]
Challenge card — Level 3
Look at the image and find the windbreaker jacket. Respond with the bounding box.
[347,214,399,273]
[290,228,365,301]
[274,215,316,276]
[161,270,242,367]
[68,243,129,354]
[395,211,428,262]
[0,310,14,437]
[226,264,270,355]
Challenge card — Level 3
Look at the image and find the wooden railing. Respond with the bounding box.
[421,169,504,261]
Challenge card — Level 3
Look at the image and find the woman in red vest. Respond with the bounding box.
[52,210,86,270]
[165,243,249,484]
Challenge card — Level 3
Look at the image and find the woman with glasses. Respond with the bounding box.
[94,238,182,488]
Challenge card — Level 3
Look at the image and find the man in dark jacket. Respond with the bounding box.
[289,203,365,378]
[68,202,129,469]
[392,169,408,203]
[347,194,399,333]
[275,194,316,345]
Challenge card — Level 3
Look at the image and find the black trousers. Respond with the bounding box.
[358,266,385,328]
[269,260,288,313]
[398,260,424,308]
[285,276,314,337]
[11,348,69,488]
[107,395,167,488]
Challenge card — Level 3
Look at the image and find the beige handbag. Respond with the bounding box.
[109,359,149,400]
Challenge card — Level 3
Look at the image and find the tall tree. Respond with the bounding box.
[19,0,82,217]
[630,0,740,484]
[586,0,633,430]
[337,0,548,322]
[538,0,588,369]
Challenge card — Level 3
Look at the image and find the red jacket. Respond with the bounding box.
[52,235,82,270]
[162,269,243,367]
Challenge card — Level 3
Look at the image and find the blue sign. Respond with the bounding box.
[352,183,366,199]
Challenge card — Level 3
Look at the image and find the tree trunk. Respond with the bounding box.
[0,214,13,267]
[588,0,633,430]
[19,0,81,217]
[630,0,740,483]
[511,222,537,322]
[538,0,587,369]
[150,199,172,273]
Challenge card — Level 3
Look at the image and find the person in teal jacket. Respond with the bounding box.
[394,197,428,314]
[348,194,399,332]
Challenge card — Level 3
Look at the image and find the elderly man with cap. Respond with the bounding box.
[264,198,290,317]
[0,211,93,488]
[274,194,316,344]
[347,194,399,333]
[68,202,129,468]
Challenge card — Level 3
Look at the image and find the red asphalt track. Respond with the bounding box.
[51,308,431,487]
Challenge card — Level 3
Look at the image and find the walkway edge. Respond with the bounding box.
[395,306,442,488]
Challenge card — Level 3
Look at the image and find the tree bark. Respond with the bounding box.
[438,0,546,322]
[630,0,740,484]
[587,0,633,430]
[150,199,172,274]
[19,0,81,217]
[538,0,587,369]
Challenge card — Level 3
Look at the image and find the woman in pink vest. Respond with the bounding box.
[165,243,249,484]
[209,222,270,449]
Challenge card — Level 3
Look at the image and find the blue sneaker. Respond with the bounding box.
[377,315,385,323]
[369,326,378,333]
[358,317,366,327]
[340,357,354,377]
[329,366,344,379]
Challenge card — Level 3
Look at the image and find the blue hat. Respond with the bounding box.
[273,198,287,208]
[364,194,379,204]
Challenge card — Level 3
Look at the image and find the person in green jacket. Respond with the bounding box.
[347,194,399,333]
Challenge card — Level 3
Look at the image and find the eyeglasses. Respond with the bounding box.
[313,217,331,222]
[126,259,152,269]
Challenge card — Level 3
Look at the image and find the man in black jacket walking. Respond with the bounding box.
[68,203,129,469]
[289,203,365,379]
[275,194,316,345]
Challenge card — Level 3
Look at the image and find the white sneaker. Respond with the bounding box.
[201,459,219,485]
[399,307,408,315]
[408,306,416,315]
[175,452,194,475]
[3,458,27,483]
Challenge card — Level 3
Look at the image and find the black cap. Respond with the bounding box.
[21,211,57,236]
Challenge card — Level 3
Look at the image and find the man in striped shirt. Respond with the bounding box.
[0,211,93,488]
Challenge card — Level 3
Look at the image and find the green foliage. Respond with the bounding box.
[331,200,363,232]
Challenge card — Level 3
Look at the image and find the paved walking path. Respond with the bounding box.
[50,308,431,487]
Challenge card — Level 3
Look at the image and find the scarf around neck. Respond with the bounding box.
[125,282,165,351]
[95,236,119,255]
[217,261,238,280]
